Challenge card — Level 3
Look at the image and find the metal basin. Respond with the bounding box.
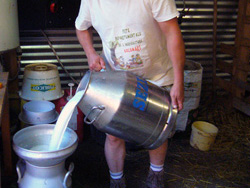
[19,100,59,125]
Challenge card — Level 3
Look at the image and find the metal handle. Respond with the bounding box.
[167,107,178,138]
[34,65,48,71]
[63,162,74,188]
[100,53,112,71]
[84,105,105,124]
[16,159,26,183]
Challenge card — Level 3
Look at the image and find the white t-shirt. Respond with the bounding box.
[75,0,179,86]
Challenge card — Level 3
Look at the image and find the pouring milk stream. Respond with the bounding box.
[49,90,85,151]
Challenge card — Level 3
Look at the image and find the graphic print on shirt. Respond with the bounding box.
[109,28,144,70]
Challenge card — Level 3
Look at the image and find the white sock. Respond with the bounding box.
[150,163,164,172]
[110,170,123,179]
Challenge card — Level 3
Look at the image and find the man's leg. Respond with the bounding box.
[146,140,168,188]
[148,140,168,165]
[105,134,126,188]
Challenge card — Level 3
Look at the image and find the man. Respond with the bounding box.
[75,0,185,187]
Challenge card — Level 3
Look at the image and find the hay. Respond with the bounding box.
[167,92,250,187]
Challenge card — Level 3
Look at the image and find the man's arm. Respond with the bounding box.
[76,28,105,71]
[158,17,185,111]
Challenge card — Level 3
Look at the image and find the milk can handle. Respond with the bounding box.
[84,105,105,124]
[63,162,74,188]
[16,159,26,183]
[168,108,178,138]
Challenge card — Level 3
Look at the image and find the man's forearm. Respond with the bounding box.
[76,28,106,71]
[166,29,185,85]
[158,18,185,85]
[76,28,97,57]
[159,18,185,84]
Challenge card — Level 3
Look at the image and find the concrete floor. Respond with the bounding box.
[1,94,250,188]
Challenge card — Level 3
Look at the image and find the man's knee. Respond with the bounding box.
[106,134,125,147]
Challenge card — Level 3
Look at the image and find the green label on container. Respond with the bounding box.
[31,84,56,92]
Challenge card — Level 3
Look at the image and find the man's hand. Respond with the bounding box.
[170,83,184,111]
[87,53,106,71]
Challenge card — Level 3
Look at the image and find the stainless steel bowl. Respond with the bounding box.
[12,124,78,167]
[19,100,59,125]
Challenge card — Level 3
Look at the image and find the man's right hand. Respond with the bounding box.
[87,53,106,71]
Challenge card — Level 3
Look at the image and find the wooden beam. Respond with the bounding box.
[246,0,250,17]
[245,16,250,24]
[241,38,250,47]
[212,0,218,97]
[0,73,12,175]
[243,24,250,38]
[234,0,248,49]
[215,76,232,93]
[2,49,19,96]
[233,46,250,98]
[237,63,250,72]
[246,96,250,104]
[233,97,250,116]
[216,59,233,74]
[233,78,250,92]
[220,43,235,56]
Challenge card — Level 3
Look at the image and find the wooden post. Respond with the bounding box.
[212,0,218,98]
[2,49,20,120]
[0,73,12,175]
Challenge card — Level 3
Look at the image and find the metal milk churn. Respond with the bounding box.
[76,70,178,149]
[12,124,78,188]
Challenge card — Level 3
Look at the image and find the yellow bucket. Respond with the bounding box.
[190,121,218,151]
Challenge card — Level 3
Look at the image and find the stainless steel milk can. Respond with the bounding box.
[12,124,78,188]
[77,70,178,149]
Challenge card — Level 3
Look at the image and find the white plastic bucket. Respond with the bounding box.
[190,121,218,151]
[19,63,63,101]
[175,60,203,131]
